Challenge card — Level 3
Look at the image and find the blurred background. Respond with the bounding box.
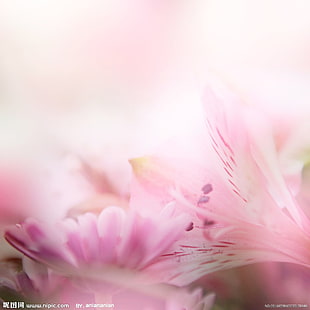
[1,0,310,308]
[1,0,310,161]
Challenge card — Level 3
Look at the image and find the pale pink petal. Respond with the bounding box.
[97,207,125,264]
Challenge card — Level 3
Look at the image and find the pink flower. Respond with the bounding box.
[0,254,215,310]
[129,79,310,285]
[5,204,189,286]
[0,257,95,303]
[0,256,215,310]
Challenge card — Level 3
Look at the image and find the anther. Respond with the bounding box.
[185,222,194,231]
[204,219,215,226]
[198,195,210,204]
[201,183,213,195]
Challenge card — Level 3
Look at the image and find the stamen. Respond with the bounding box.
[204,219,215,226]
[201,183,213,195]
[198,195,210,204]
[185,222,194,231]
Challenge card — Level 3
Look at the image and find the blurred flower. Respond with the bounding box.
[5,204,189,286]
[3,204,216,309]
[0,257,215,310]
[0,257,95,304]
